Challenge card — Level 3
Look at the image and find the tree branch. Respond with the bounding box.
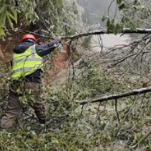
[64,28,151,40]
[78,87,151,105]
[18,28,151,41]
[132,129,151,149]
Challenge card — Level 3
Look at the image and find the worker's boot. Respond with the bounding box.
[0,92,22,129]
[33,101,46,124]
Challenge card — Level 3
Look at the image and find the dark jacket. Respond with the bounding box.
[12,39,61,83]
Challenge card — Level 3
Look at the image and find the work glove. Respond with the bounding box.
[53,39,64,52]
[48,39,61,47]
[48,38,64,52]
[51,39,61,47]
[53,42,62,49]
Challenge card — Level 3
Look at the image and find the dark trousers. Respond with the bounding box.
[0,82,46,129]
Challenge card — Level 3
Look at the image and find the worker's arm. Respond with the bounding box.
[36,39,61,57]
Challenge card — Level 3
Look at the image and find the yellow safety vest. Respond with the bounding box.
[11,44,43,80]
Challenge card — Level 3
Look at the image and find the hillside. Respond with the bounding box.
[0,0,151,151]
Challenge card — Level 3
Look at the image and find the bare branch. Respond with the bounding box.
[132,129,151,149]
[78,86,151,105]
[64,28,151,40]
[114,99,120,123]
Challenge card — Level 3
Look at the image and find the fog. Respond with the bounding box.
[76,0,118,26]
[76,0,130,49]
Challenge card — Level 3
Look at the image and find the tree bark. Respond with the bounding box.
[78,87,151,105]
[64,28,151,40]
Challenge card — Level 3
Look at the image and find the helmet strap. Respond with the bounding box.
[23,39,35,43]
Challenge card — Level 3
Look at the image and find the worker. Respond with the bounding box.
[0,34,62,129]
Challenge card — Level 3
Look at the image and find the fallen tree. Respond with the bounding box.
[17,28,151,41]
[78,86,151,105]
[64,28,151,40]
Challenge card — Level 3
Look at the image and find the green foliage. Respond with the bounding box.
[1,0,151,150]
[38,0,83,36]
[0,58,151,150]
[102,0,151,33]
[75,65,114,100]
[0,0,83,38]
[0,0,37,37]
[0,0,17,36]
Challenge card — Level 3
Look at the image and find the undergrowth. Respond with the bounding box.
[0,59,151,151]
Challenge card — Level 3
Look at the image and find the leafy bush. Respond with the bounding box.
[0,0,84,37]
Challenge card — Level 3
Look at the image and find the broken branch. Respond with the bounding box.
[64,28,151,40]
[78,86,151,105]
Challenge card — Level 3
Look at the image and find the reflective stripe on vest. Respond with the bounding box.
[11,45,43,80]
[31,45,35,57]
[13,57,42,65]
[11,65,43,75]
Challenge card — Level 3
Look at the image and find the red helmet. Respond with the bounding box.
[21,34,37,43]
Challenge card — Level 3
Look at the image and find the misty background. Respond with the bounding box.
[76,0,118,26]
[76,0,129,50]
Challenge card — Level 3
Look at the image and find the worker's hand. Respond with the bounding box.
[51,39,61,48]
[53,42,63,50]
[48,38,61,46]
[49,38,67,53]
[53,38,66,53]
